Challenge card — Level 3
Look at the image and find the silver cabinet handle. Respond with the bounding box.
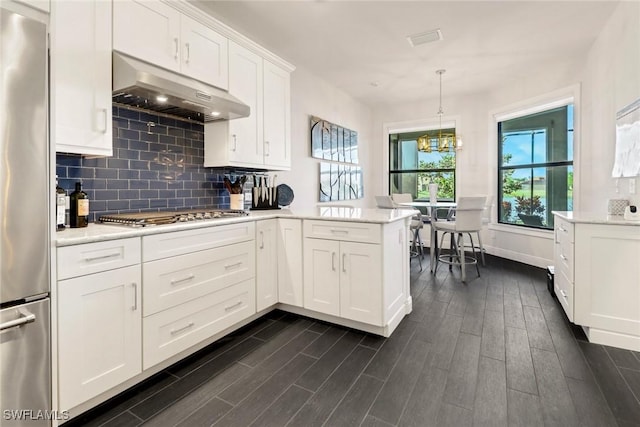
[0,310,35,331]
[231,134,237,152]
[265,140,270,157]
[225,261,242,270]
[224,301,243,312]
[342,253,347,272]
[84,252,120,262]
[170,274,195,285]
[331,252,336,271]
[97,108,108,133]
[559,226,567,233]
[185,42,190,63]
[560,289,567,299]
[132,283,138,311]
[560,254,567,261]
[330,229,348,234]
[173,37,179,60]
[170,321,194,335]
[260,231,264,249]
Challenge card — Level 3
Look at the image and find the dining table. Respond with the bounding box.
[398,201,457,272]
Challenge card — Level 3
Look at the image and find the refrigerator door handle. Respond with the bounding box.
[0,310,36,331]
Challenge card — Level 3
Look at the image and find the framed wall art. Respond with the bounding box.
[310,116,359,164]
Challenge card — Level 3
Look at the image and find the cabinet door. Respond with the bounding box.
[574,224,640,334]
[58,265,141,411]
[228,41,263,165]
[113,0,181,73]
[339,242,382,325]
[278,219,303,307]
[303,239,340,316]
[256,219,278,311]
[51,0,112,156]
[180,14,228,89]
[263,60,291,169]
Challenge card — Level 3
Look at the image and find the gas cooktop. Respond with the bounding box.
[98,209,248,227]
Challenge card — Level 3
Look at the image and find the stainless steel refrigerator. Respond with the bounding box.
[0,4,51,426]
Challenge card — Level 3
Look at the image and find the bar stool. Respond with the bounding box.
[432,196,486,282]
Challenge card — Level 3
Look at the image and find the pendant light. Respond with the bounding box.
[417,69,460,152]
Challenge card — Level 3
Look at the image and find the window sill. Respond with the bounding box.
[488,223,554,240]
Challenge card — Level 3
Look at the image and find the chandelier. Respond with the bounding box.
[417,69,461,153]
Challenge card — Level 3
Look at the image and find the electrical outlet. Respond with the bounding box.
[630,179,636,194]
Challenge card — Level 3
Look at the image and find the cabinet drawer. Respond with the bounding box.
[555,217,574,243]
[142,278,255,369]
[556,236,574,282]
[303,220,381,244]
[143,222,255,261]
[57,238,141,280]
[554,270,574,322]
[143,241,255,316]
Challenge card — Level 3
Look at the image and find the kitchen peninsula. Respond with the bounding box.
[54,207,416,417]
[553,211,640,352]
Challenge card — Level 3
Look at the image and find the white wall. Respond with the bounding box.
[369,0,640,268]
[278,64,373,210]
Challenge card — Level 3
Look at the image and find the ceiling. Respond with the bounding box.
[192,0,619,109]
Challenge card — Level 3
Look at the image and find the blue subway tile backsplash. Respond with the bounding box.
[56,105,251,223]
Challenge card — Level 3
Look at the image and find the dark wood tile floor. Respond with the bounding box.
[64,255,640,427]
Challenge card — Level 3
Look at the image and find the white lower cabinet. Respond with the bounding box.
[143,278,255,369]
[57,264,141,411]
[303,220,406,327]
[277,218,303,307]
[141,224,256,369]
[256,219,278,311]
[553,216,574,321]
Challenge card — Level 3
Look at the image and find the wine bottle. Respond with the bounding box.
[55,176,66,231]
[69,182,89,228]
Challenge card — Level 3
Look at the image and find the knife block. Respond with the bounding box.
[251,186,280,210]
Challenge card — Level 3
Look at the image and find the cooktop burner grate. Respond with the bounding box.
[99,209,248,227]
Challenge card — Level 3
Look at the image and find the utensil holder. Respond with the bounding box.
[230,194,244,210]
[251,186,279,210]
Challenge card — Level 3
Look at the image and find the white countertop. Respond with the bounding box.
[553,210,640,226]
[55,207,417,246]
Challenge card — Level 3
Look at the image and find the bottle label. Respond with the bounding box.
[77,199,89,216]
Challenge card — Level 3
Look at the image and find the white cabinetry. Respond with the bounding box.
[57,238,142,411]
[113,0,228,89]
[141,223,256,369]
[303,220,407,328]
[553,213,640,351]
[13,0,49,13]
[256,220,278,311]
[51,0,112,156]
[277,218,303,307]
[205,41,291,170]
[553,216,574,321]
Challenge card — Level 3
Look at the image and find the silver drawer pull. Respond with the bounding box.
[170,322,195,335]
[560,254,567,261]
[132,283,138,311]
[224,261,242,270]
[0,310,35,331]
[170,274,195,285]
[225,301,243,312]
[84,252,120,262]
[330,229,349,234]
[559,226,567,233]
[560,290,568,299]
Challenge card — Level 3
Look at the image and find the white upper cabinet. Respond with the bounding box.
[263,60,291,169]
[51,0,113,156]
[113,0,228,90]
[205,42,291,170]
[180,14,228,90]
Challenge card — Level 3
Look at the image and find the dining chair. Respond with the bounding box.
[432,196,486,282]
[391,193,424,270]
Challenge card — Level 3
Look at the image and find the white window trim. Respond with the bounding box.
[382,115,462,195]
[487,83,581,225]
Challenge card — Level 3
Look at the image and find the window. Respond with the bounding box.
[389,128,456,201]
[498,104,573,229]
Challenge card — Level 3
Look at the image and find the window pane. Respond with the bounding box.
[498,103,573,230]
[390,171,455,201]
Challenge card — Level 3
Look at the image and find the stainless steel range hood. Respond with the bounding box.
[112,52,249,122]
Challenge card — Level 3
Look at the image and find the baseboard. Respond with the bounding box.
[483,244,552,269]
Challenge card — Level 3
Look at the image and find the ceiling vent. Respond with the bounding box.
[407,29,443,47]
